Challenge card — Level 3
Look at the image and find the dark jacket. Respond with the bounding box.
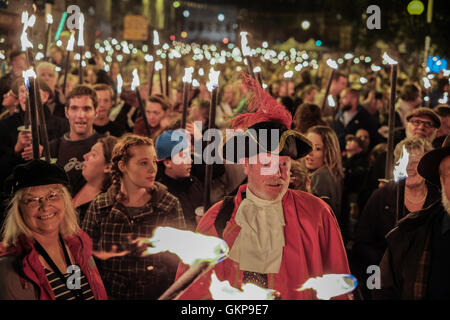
[373,200,444,299]
[157,171,204,231]
[0,106,69,184]
[353,180,440,271]
[333,106,380,150]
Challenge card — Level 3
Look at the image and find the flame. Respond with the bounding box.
[122,42,130,54]
[209,272,275,300]
[77,13,84,46]
[141,227,229,266]
[240,31,251,57]
[297,274,357,300]
[422,77,431,89]
[144,54,153,62]
[438,92,448,104]
[131,69,140,91]
[192,79,200,87]
[382,52,398,65]
[393,145,409,183]
[207,67,220,92]
[344,53,353,60]
[66,32,75,51]
[283,71,293,79]
[253,66,261,73]
[22,67,36,87]
[327,95,336,107]
[182,67,194,83]
[360,77,368,84]
[46,13,53,24]
[155,61,163,71]
[153,30,160,46]
[116,74,123,95]
[20,11,35,51]
[326,59,338,70]
[371,64,382,72]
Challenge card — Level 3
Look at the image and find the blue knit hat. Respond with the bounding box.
[155,130,190,161]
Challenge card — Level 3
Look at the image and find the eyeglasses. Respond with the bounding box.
[409,119,435,129]
[21,191,62,208]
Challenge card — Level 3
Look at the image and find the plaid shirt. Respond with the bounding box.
[82,182,186,299]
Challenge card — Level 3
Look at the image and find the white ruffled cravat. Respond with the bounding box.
[228,187,286,274]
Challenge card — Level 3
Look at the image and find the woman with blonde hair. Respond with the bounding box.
[0,160,107,300]
[304,125,344,219]
[82,134,185,299]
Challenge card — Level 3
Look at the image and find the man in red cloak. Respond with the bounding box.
[176,73,352,300]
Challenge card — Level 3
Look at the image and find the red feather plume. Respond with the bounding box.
[231,72,292,130]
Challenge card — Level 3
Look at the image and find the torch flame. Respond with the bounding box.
[66,32,75,51]
[326,59,338,70]
[77,13,85,47]
[144,54,154,62]
[209,272,276,300]
[141,227,229,266]
[46,13,53,24]
[240,31,251,57]
[22,67,36,87]
[153,30,160,46]
[182,67,194,83]
[253,66,261,73]
[20,11,35,51]
[382,52,398,65]
[297,274,357,300]
[371,64,382,72]
[283,71,293,79]
[131,69,140,91]
[207,67,220,92]
[116,74,123,95]
[155,61,163,71]
[393,145,409,183]
[422,77,431,89]
[327,95,336,107]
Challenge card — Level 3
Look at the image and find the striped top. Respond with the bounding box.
[45,268,95,300]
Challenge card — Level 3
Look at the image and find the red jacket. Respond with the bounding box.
[176,185,352,300]
[0,230,108,300]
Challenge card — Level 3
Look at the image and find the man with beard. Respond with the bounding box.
[333,88,380,151]
[375,135,450,299]
[93,83,125,137]
[175,73,352,300]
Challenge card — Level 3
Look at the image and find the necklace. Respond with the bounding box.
[405,189,428,205]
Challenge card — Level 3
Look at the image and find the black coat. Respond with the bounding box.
[0,106,69,184]
[157,171,204,231]
[373,199,446,299]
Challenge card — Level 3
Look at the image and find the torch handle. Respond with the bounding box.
[181,82,190,129]
[203,87,218,211]
[34,79,51,162]
[385,64,398,180]
[148,61,155,96]
[27,79,41,160]
[78,45,83,84]
[246,57,256,79]
[159,70,164,95]
[136,88,152,137]
[158,261,214,300]
[321,69,335,111]
[62,52,71,96]
[165,54,170,97]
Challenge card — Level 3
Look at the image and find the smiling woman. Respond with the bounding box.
[0,160,107,300]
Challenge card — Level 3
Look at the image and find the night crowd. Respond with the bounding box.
[0,37,449,300]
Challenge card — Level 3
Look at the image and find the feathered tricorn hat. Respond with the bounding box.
[222,72,312,163]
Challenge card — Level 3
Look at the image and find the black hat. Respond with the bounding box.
[4,160,69,194]
[222,121,313,163]
[417,135,450,186]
